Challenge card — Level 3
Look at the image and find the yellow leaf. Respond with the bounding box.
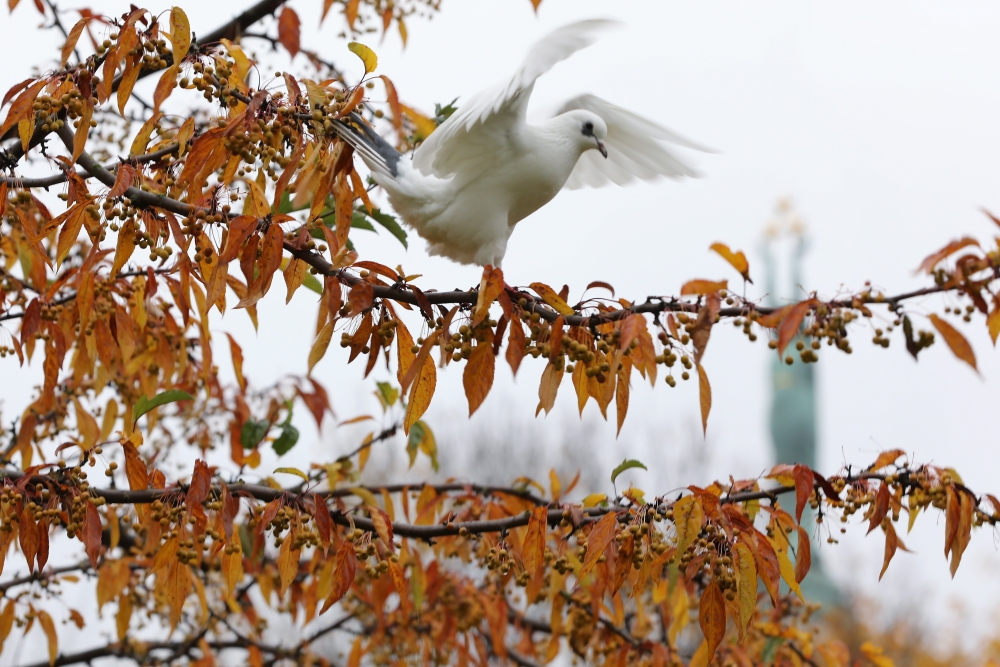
[929,313,978,372]
[672,495,704,555]
[349,486,379,507]
[0,600,14,652]
[308,321,334,375]
[988,300,1000,345]
[680,279,728,296]
[709,242,752,282]
[768,530,803,600]
[274,467,309,481]
[860,642,896,667]
[697,364,711,436]
[110,219,136,278]
[37,609,57,666]
[529,282,575,316]
[348,42,378,73]
[734,542,756,637]
[582,493,606,508]
[404,351,436,434]
[169,7,191,62]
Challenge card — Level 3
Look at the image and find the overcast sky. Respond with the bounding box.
[3,0,1000,658]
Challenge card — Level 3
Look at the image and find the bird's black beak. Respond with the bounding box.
[596,139,608,158]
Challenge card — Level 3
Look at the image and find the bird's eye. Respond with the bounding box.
[582,121,594,135]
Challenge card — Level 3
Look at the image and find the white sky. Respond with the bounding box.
[3,0,1000,659]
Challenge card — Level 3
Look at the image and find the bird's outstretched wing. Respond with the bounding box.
[412,20,620,180]
[558,94,710,189]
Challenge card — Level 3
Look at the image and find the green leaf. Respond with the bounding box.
[302,272,323,295]
[610,459,647,486]
[273,467,309,482]
[272,423,300,456]
[433,98,459,126]
[240,419,270,450]
[351,209,376,231]
[407,420,438,472]
[348,42,378,73]
[376,381,399,409]
[132,390,194,424]
[368,208,407,248]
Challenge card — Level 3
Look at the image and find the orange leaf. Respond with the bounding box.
[612,533,634,595]
[917,237,978,274]
[529,282,575,316]
[507,318,526,376]
[320,542,357,613]
[868,449,905,471]
[56,203,87,266]
[988,299,1000,345]
[370,507,394,551]
[277,7,301,57]
[61,17,88,67]
[680,279,727,296]
[578,512,618,581]
[463,331,495,416]
[697,364,711,436]
[308,321,334,375]
[698,580,726,662]
[475,265,504,325]
[0,600,14,653]
[0,78,45,140]
[795,526,811,583]
[404,349,436,434]
[710,242,752,282]
[929,313,978,371]
[117,56,141,116]
[522,506,548,577]
[122,438,148,491]
[153,64,178,113]
[752,529,781,605]
[672,495,704,555]
[18,506,39,572]
[792,464,812,524]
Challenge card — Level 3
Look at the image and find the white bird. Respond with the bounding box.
[335,19,707,267]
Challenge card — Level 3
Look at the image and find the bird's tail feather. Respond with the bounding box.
[331,113,402,179]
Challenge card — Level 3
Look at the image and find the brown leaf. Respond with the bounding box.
[929,313,978,372]
[988,298,1000,346]
[691,292,721,365]
[680,279,727,296]
[463,330,495,416]
[710,242,752,282]
[507,317,526,376]
[187,459,211,508]
[792,464,813,524]
[699,580,726,662]
[867,482,890,535]
[612,534,634,595]
[18,506,39,572]
[879,521,907,580]
[777,299,814,358]
[578,512,618,580]
[56,203,87,266]
[0,600,15,652]
[346,281,375,316]
[277,7,301,57]
[83,500,102,567]
[917,237,979,273]
[585,281,615,297]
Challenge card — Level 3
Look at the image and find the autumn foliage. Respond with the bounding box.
[1,1,1000,666]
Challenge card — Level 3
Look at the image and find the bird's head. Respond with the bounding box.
[562,110,608,158]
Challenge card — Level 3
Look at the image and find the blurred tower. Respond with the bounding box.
[761,199,841,608]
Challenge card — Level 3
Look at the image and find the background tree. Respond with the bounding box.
[1,1,999,666]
